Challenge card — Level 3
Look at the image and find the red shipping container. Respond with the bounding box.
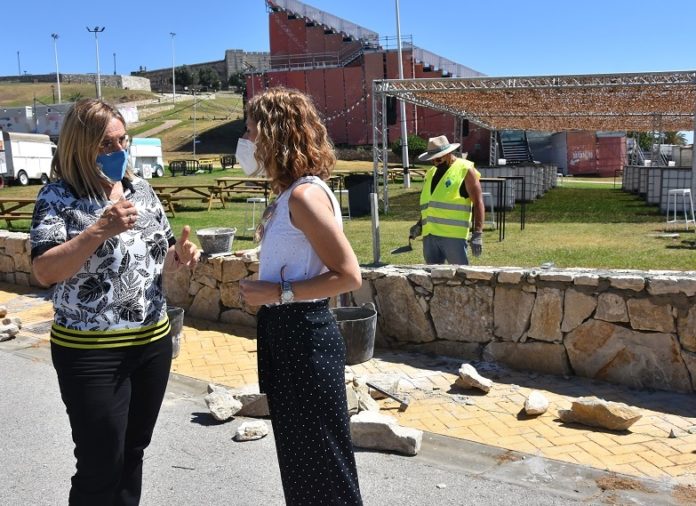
[567,131,597,175]
[596,136,626,177]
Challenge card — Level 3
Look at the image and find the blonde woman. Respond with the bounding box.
[239,88,363,505]
[30,98,199,505]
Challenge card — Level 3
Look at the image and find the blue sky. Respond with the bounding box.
[3,0,696,78]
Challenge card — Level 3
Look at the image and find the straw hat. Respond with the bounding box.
[417,135,461,162]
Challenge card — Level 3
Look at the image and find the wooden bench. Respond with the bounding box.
[0,198,36,228]
[215,177,271,203]
[152,185,225,211]
[197,158,217,173]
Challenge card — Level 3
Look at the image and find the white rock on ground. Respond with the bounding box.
[0,323,20,342]
[454,363,493,393]
[228,384,270,417]
[234,420,269,441]
[524,390,549,415]
[558,396,642,431]
[204,385,243,422]
[350,411,422,456]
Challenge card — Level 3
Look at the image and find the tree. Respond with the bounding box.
[391,134,428,164]
[228,71,246,94]
[629,130,687,152]
[663,131,687,146]
[198,67,221,90]
[175,65,196,88]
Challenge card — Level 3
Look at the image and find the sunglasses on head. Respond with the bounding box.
[254,200,277,243]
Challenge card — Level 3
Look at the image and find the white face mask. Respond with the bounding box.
[235,138,264,176]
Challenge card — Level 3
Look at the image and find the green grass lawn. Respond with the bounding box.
[1,171,694,270]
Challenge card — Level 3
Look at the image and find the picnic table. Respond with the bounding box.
[151,184,225,213]
[215,177,272,203]
[0,198,36,227]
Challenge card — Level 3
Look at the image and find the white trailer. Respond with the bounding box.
[128,137,165,178]
[0,131,54,186]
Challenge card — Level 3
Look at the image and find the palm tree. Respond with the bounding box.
[663,131,687,146]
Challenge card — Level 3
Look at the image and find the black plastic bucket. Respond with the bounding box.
[167,306,185,359]
[331,302,377,365]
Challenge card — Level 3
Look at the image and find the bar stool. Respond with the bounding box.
[244,197,267,231]
[482,192,496,229]
[334,189,350,220]
[666,189,696,229]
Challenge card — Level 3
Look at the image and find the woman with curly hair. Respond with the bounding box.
[239,87,363,505]
[30,98,199,505]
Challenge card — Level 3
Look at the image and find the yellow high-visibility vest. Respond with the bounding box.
[420,158,477,239]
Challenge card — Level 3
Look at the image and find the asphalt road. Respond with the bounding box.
[0,337,683,506]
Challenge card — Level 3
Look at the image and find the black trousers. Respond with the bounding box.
[51,335,172,506]
[258,300,363,506]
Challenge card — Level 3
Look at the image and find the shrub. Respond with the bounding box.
[391,134,428,164]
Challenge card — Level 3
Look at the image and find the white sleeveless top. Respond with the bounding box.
[258,176,342,293]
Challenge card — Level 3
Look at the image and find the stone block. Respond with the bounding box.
[493,286,534,341]
[565,319,692,392]
[431,285,493,343]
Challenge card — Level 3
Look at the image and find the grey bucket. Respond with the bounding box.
[167,306,184,359]
[331,302,377,365]
[196,227,236,256]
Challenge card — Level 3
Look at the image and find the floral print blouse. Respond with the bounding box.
[30,177,175,332]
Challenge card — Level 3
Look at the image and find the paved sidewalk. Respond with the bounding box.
[1,283,695,491]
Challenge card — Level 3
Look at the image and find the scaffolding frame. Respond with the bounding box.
[370,70,696,263]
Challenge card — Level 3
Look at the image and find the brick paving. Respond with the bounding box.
[2,283,694,485]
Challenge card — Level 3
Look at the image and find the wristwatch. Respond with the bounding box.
[280,280,295,304]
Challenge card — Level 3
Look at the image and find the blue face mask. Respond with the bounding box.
[96,150,128,182]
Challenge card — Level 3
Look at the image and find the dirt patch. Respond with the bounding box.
[595,474,653,494]
[673,484,696,505]
[495,450,522,465]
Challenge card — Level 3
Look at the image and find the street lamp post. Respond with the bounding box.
[395,0,411,188]
[192,87,197,157]
[170,32,176,100]
[16,51,21,77]
[51,33,62,103]
[113,52,117,75]
[86,26,105,98]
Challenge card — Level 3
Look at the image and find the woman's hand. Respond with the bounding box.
[239,279,279,306]
[96,198,138,238]
[173,225,200,268]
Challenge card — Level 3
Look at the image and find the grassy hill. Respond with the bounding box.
[0,82,156,106]
[0,82,245,160]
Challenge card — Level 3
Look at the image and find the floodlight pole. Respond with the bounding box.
[193,87,197,157]
[51,34,62,103]
[170,32,176,100]
[86,26,105,99]
[395,0,410,188]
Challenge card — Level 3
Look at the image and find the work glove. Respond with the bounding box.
[409,220,423,240]
[470,231,483,257]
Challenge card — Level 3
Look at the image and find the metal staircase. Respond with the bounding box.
[499,130,534,163]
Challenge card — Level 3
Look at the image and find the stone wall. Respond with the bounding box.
[2,230,694,393]
[0,74,151,91]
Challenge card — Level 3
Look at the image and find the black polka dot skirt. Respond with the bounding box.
[257,300,363,506]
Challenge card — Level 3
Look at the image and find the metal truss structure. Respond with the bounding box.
[369,70,696,262]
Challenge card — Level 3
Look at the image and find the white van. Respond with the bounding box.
[128,137,165,178]
[0,131,55,186]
